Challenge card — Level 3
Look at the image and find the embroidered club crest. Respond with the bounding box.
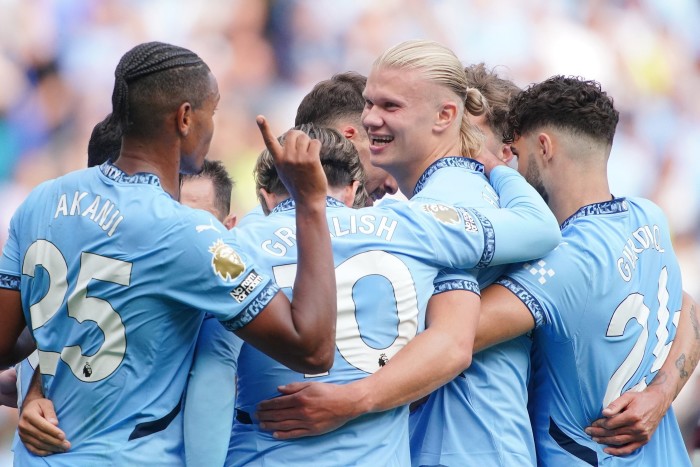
[209,239,245,281]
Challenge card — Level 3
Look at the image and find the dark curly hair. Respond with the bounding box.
[504,76,619,146]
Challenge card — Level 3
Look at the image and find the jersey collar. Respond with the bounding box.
[271,196,346,214]
[413,156,484,197]
[560,197,629,230]
[99,161,162,187]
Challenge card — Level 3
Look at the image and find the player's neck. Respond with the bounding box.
[113,139,182,199]
[547,171,612,225]
[402,149,460,199]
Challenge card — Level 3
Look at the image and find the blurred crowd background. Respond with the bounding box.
[1,0,699,462]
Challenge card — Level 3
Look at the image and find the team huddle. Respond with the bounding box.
[0,39,697,466]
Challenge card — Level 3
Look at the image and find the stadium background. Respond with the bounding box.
[0,0,698,463]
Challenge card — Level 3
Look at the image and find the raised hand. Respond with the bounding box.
[256,116,328,205]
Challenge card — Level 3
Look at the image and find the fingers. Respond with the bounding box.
[259,417,309,432]
[256,383,312,412]
[590,433,636,446]
[277,382,310,395]
[601,393,632,417]
[18,399,70,455]
[256,115,283,158]
[603,442,643,456]
[272,428,313,440]
[256,407,303,423]
[257,396,303,412]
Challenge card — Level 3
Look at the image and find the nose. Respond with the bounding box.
[361,106,381,129]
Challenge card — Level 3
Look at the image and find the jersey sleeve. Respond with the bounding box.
[433,268,480,296]
[184,315,241,467]
[0,205,22,290]
[474,166,562,266]
[494,243,589,332]
[166,210,279,331]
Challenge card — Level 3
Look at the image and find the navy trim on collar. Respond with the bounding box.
[99,162,162,187]
[271,196,346,214]
[560,197,628,231]
[413,156,484,197]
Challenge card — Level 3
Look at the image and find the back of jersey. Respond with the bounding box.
[514,198,689,466]
[2,165,272,465]
[231,198,488,467]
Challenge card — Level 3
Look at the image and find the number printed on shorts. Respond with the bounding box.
[273,250,419,376]
[603,267,677,407]
[22,240,131,382]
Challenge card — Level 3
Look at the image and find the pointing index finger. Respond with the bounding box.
[256,115,283,157]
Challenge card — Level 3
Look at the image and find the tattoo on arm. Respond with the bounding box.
[648,369,667,388]
[689,303,700,371]
[675,354,689,380]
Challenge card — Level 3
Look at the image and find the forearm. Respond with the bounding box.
[350,291,478,414]
[473,284,535,352]
[486,166,561,264]
[290,200,336,363]
[13,328,36,362]
[24,365,43,408]
[0,288,28,368]
[647,291,700,404]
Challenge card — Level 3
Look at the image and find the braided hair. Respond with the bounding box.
[108,42,211,138]
[87,113,122,167]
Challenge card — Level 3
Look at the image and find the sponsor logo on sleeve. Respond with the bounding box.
[457,208,479,233]
[230,270,265,303]
[209,239,245,281]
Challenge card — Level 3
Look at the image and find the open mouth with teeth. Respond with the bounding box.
[371,136,394,146]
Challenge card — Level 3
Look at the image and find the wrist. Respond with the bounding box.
[345,378,375,416]
[645,373,676,409]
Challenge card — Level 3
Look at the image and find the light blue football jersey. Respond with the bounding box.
[409,157,539,467]
[497,197,689,466]
[184,315,242,467]
[228,171,559,467]
[0,162,278,466]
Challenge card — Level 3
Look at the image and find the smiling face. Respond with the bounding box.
[361,66,442,192]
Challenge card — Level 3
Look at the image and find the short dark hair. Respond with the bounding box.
[294,72,367,127]
[110,42,212,138]
[255,123,367,214]
[505,76,619,146]
[182,159,234,217]
[87,113,122,167]
[463,63,521,140]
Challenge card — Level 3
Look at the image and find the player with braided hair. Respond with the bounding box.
[0,41,338,465]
